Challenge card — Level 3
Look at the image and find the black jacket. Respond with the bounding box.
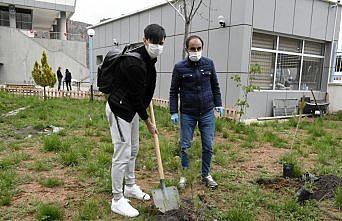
[65,71,72,82]
[107,46,157,122]
[169,57,222,116]
[57,70,63,80]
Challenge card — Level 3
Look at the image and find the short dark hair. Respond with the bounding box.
[185,35,204,49]
[144,24,166,43]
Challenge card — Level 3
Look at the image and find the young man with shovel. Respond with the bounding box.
[105,24,166,217]
[169,35,224,189]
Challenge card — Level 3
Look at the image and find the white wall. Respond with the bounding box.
[328,83,342,111]
[0,26,88,85]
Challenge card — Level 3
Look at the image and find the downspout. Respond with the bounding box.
[328,2,339,85]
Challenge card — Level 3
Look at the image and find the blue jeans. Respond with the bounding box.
[180,109,215,177]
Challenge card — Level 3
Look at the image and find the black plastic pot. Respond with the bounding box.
[283,164,294,178]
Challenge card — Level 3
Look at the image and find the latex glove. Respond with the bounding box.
[215,107,224,117]
[171,113,179,124]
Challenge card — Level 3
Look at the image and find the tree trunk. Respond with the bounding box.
[182,21,191,59]
[43,86,46,100]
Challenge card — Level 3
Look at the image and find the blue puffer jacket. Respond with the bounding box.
[169,57,222,116]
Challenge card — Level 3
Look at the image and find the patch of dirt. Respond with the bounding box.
[236,146,289,178]
[311,175,342,201]
[256,177,303,190]
[12,145,85,220]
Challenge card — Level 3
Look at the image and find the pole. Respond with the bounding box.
[89,36,94,101]
[328,3,339,85]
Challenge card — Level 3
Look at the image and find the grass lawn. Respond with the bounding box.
[0,91,341,220]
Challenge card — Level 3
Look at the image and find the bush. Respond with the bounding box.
[36,202,64,221]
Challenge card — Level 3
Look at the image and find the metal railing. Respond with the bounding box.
[21,30,85,41]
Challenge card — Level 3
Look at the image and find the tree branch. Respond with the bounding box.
[183,0,189,22]
[188,0,195,20]
[189,0,203,21]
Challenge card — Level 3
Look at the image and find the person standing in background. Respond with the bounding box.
[65,69,72,91]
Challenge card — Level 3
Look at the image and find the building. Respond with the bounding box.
[90,0,341,119]
[0,0,88,86]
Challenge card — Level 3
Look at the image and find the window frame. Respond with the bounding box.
[251,33,325,92]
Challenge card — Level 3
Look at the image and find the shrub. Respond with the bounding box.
[36,202,64,221]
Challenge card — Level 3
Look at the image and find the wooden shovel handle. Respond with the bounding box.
[149,101,165,180]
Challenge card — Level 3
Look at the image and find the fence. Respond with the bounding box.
[0,84,238,119]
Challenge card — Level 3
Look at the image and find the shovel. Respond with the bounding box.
[149,102,180,213]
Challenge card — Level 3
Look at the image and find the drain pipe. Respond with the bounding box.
[328,1,340,85]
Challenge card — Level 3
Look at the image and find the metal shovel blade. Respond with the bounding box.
[152,186,180,213]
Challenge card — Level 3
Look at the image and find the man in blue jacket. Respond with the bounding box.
[169,35,224,189]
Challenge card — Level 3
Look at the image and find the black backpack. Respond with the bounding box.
[97,44,143,94]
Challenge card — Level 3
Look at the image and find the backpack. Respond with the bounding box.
[97,44,143,94]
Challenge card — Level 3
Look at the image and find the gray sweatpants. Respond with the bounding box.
[105,102,139,201]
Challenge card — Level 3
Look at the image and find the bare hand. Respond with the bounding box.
[145,119,158,135]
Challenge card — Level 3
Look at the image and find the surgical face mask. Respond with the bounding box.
[188,51,202,62]
[146,43,163,59]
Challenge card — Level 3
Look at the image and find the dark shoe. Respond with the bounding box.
[201,175,218,189]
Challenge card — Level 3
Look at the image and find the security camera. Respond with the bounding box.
[113,38,118,46]
[218,15,226,28]
[338,0,341,4]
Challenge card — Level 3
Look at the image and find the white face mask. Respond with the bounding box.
[146,43,163,59]
[188,51,202,62]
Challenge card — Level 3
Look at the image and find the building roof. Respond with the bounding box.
[89,0,168,28]
[90,0,341,29]
[0,0,76,13]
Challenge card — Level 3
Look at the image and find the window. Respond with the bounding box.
[301,57,323,91]
[15,8,32,30]
[250,51,275,90]
[96,55,103,65]
[0,6,10,27]
[251,32,324,91]
[275,54,300,90]
[252,32,276,50]
[279,37,302,53]
[304,41,324,56]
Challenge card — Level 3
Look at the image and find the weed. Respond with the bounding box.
[59,150,79,166]
[261,131,287,148]
[77,198,100,220]
[42,135,62,152]
[0,170,17,206]
[36,202,64,221]
[28,160,52,171]
[271,199,318,220]
[219,207,254,221]
[0,152,30,169]
[215,120,224,133]
[335,186,342,208]
[222,130,229,139]
[39,177,63,188]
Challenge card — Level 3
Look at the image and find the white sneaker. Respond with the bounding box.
[124,184,151,201]
[178,177,187,189]
[111,197,139,217]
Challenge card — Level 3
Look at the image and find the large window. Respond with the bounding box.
[0,6,10,27]
[251,32,325,91]
[16,8,32,30]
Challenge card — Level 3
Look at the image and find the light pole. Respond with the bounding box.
[87,28,95,101]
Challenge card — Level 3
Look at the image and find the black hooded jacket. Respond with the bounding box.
[107,46,157,122]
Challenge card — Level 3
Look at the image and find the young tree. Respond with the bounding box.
[32,51,56,100]
[231,64,261,121]
[167,0,204,58]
